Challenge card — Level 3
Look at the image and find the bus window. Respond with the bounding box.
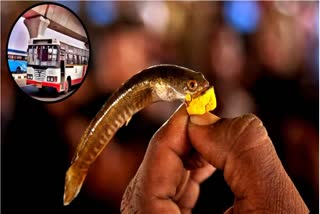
[48,46,58,66]
[52,48,58,61]
[27,45,59,66]
[35,46,40,65]
[41,46,48,62]
[28,46,38,65]
[30,46,38,65]
[60,49,65,61]
[83,56,87,64]
[74,55,78,64]
[68,54,75,64]
[27,47,33,64]
[48,47,52,61]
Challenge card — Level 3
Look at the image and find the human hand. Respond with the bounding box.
[121,105,309,213]
[121,105,215,213]
[188,112,309,213]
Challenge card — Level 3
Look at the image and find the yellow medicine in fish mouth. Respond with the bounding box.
[185,87,217,115]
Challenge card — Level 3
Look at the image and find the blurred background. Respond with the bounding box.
[1,1,319,213]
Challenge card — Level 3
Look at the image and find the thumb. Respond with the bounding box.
[188,113,270,173]
[188,113,309,213]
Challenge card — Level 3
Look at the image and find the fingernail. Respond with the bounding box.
[190,113,220,125]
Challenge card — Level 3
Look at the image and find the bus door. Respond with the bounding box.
[60,49,66,91]
[60,60,65,86]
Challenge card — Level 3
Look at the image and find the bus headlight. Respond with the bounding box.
[27,74,33,79]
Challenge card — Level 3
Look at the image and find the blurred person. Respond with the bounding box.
[95,22,153,92]
[120,105,309,213]
[249,69,318,213]
[209,25,256,118]
[254,2,306,78]
[248,2,319,213]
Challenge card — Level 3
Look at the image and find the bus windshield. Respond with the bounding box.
[27,45,59,67]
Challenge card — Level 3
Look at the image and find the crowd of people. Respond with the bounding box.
[2,1,318,213]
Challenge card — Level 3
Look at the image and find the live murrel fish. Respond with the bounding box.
[63,64,210,205]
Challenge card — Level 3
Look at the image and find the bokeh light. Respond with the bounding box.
[57,1,80,14]
[138,1,169,35]
[85,1,117,26]
[223,1,261,34]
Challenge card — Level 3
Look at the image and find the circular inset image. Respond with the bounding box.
[7,2,90,102]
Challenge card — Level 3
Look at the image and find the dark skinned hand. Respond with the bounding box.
[120,105,309,213]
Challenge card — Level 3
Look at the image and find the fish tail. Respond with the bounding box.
[63,162,87,206]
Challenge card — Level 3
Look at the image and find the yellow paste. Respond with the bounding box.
[185,87,216,115]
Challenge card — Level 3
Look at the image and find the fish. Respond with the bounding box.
[63,64,210,205]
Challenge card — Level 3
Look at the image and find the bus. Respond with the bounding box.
[7,49,28,73]
[26,37,89,93]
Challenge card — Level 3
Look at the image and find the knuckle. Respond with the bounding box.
[228,113,270,158]
[240,113,263,129]
[237,114,266,141]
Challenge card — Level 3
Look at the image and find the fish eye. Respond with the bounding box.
[187,80,198,91]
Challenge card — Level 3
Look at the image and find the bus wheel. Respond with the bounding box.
[64,79,71,94]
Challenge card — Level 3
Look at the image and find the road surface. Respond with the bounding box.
[20,85,75,102]
[12,74,78,102]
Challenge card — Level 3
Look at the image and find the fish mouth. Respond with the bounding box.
[192,84,211,98]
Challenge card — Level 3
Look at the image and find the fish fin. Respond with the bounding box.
[71,128,91,164]
[63,163,87,206]
[125,117,132,126]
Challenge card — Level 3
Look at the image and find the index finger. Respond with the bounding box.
[139,104,192,199]
[122,104,215,213]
